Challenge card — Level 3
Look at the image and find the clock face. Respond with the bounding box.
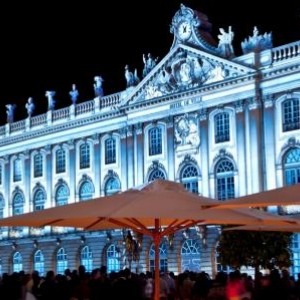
[178,21,192,40]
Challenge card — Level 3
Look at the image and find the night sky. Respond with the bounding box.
[2,1,299,124]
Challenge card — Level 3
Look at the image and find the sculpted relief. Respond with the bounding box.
[144,50,231,101]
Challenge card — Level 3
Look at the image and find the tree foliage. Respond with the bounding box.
[217,227,293,271]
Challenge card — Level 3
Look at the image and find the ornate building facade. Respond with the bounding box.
[0,4,299,277]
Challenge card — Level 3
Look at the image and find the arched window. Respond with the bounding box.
[56,185,69,206]
[284,148,300,186]
[56,149,66,173]
[105,138,116,165]
[13,251,23,272]
[107,244,121,273]
[34,153,43,178]
[105,178,120,196]
[56,247,68,275]
[149,243,167,273]
[282,98,300,132]
[80,143,90,169]
[181,164,199,194]
[80,246,93,273]
[13,193,24,215]
[34,250,45,276]
[215,159,235,200]
[33,189,46,211]
[181,238,201,272]
[149,127,162,156]
[214,112,230,143]
[149,169,166,181]
[79,181,94,201]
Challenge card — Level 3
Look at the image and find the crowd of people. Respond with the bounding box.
[0,265,300,300]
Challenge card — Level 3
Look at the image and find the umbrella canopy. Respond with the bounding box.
[0,179,298,300]
[208,184,300,209]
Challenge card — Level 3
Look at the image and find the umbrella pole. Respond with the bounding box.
[154,218,160,300]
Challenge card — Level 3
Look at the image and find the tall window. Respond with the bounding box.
[149,127,162,156]
[33,189,46,211]
[79,181,94,201]
[105,178,120,196]
[149,243,167,273]
[282,98,300,132]
[56,185,69,206]
[107,244,120,273]
[13,158,22,182]
[13,193,24,215]
[0,195,4,219]
[216,159,235,200]
[80,143,90,169]
[0,164,2,185]
[56,149,66,173]
[34,250,45,276]
[214,112,230,143]
[56,248,68,275]
[81,246,93,273]
[105,138,116,165]
[13,252,23,272]
[181,239,201,272]
[181,164,199,194]
[34,153,43,178]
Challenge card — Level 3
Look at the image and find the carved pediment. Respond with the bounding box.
[123,44,255,105]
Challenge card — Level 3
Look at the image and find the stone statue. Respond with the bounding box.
[45,91,56,110]
[142,53,158,77]
[94,76,104,97]
[6,104,16,123]
[125,65,140,88]
[69,84,79,104]
[218,26,235,58]
[25,97,35,117]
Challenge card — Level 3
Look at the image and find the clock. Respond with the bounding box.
[177,21,192,40]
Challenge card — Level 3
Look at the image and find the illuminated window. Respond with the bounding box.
[216,159,235,200]
[181,239,201,273]
[107,244,120,273]
[214,112,230,143]
[34,153,43,178]
[13,252,23,272]
[56,247,68,275]
[34,250,45,276]
[56,185,69,206]
[79,181,94,201]
[149,243,167,272]
[105,178,120,196]
[105,138,116,164]
[34,189,46,211]
[56,149,66,173]
[80,143,90,169]
[149,127,162,156]
[282,98,300,132]
[81,246,93,273]
[13,158,22,182]
[181,164,199,194]
[13,193,24,215]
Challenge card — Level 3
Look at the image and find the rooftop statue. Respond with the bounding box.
[6,104,16,123]
[45,91,56,111]
[142,53,159,77]
[125,65,140,88]
[94,76,104,97]
[69,84,79,104]
[25,97,35,117]
[241,26,273,54]
[218,26,235,58]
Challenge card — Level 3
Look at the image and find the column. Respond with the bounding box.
[68,140,76,202]
[119,127,128,190]
[134,123,144,186]
[93,134,101,197]
[166,116,175,180]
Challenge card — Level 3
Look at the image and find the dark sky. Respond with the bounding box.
[2,1,299,124]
